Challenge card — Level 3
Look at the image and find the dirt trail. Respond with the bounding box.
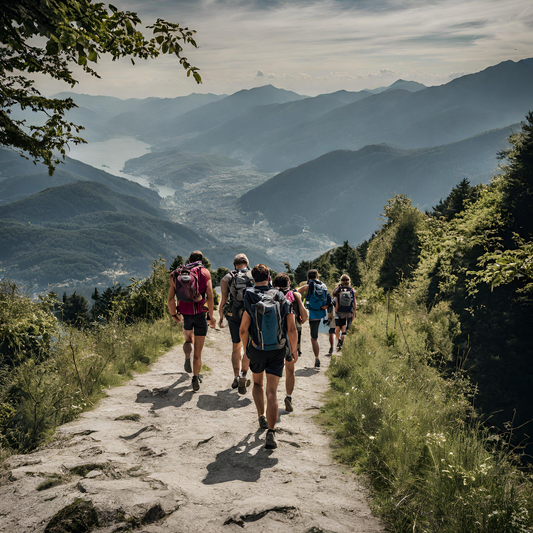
[0,323,384,533]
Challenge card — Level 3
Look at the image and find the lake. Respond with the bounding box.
[67,137,177,197]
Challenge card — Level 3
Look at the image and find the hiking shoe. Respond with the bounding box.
[337,341,343,351]
[192,375,200,392]
[238,376,248,395]
[314,358,321,368]
[284,396,294,413]
[184,357,192,373]
[327,346,333,356]
[259,415,268,430]
[265,429,277,449]
[231,376,239,389]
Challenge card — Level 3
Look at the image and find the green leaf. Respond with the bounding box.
[88,50,98,63]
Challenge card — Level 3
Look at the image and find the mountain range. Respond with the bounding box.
[240,124,515,242]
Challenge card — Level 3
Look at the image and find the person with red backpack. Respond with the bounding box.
[168,250,216,391]
[332,274,357,351]
[239,264,298,449]
[218,253,254,393]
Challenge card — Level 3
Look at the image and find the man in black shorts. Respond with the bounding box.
[219,253,254,392]
[168,251,216,391]
[239,264,298,449]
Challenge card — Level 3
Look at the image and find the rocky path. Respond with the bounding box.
[0,323,383,533]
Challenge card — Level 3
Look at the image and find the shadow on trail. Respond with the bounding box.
[135,372,194,411]
[197,389,252,411]
[295,367,320,378]
[202,433,278,485]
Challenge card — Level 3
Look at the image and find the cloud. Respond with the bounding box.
[32,0,533,98]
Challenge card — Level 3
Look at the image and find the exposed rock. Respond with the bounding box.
[224,497,298,526]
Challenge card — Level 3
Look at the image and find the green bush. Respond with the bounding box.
[321,304,533,532]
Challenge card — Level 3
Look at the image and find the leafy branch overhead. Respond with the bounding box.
[0,0,202,174]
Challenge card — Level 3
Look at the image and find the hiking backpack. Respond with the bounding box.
[337,286,355,313]
[307,279,328,311]
[245,288,287,351]
[228,268,254,318]
[172,261,205,304]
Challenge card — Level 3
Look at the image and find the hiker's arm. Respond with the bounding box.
[287,313,298,362]
[297,284,308,296]
[295,293,308,324]
[239,311,251,348]
[219,275,229,325]
[353,294,357,319]
[205,274,216,328]
[167,275,181,323]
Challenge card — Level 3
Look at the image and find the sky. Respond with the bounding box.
[35,0,533,99]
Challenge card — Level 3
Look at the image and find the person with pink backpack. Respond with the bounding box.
[168,250,216,391]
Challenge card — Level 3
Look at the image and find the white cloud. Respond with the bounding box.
[32,0,533,97]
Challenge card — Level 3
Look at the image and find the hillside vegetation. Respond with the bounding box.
[312,113,533,531]
[0,259,181,456]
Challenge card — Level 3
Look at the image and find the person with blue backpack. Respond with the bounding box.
[332,274,357,350]
[239,264,298,449]
[298,269,329,368]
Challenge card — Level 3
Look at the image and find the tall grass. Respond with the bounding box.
[321,302,533,532]
[1,319,181,455]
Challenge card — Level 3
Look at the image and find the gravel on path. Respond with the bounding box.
[0,322,384,533]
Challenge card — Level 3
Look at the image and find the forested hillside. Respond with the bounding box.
[302,114,533,530]
[240,124,514,242]
[0,147,160,206]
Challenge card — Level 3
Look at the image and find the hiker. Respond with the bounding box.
[239,264,298,449]
[168,251,216,391]
[298,269,329,368]
[332,274,357,350]
[219,253,254,393]
[325,296,337,355]
[273,273,307,413]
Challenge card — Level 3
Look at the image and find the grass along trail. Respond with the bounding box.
[0,323,383,533]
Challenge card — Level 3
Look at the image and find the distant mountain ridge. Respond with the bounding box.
[172,58,533,172]
[0,147,160,206]
[239,124,515,243]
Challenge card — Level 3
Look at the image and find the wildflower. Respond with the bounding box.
[369,436,376,440]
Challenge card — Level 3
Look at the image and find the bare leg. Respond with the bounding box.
[329,331,335,350]
[285,360,295,397]
[231,342,242,376]
[265,373,281,430]
[183,329,193,359]
[241,351,250,374]
[335,326,341,344]
[192,335,205,376]
[252,372,265,417]
[311,337,320,358]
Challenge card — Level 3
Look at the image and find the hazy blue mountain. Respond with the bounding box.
[0,181,165,224]
[366,79,427,94]
[0,181,213,287]
[179,90,372,158]
[108,93,227,136]
[249,58,533,171]
[122,149,242,187]
[0,147,160,206]
[240,124,514,243]
[145,84,306,143]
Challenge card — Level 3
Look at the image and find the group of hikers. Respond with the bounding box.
[167,251,357,450]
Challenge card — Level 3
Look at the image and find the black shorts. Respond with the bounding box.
[246,342,285,378]
[183,312,208,336]
[328,327,336,335]
[309,319,320,339]
[336,317,353,330]
[227,316,242,344]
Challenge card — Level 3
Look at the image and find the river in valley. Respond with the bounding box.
[67,137,177,197]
